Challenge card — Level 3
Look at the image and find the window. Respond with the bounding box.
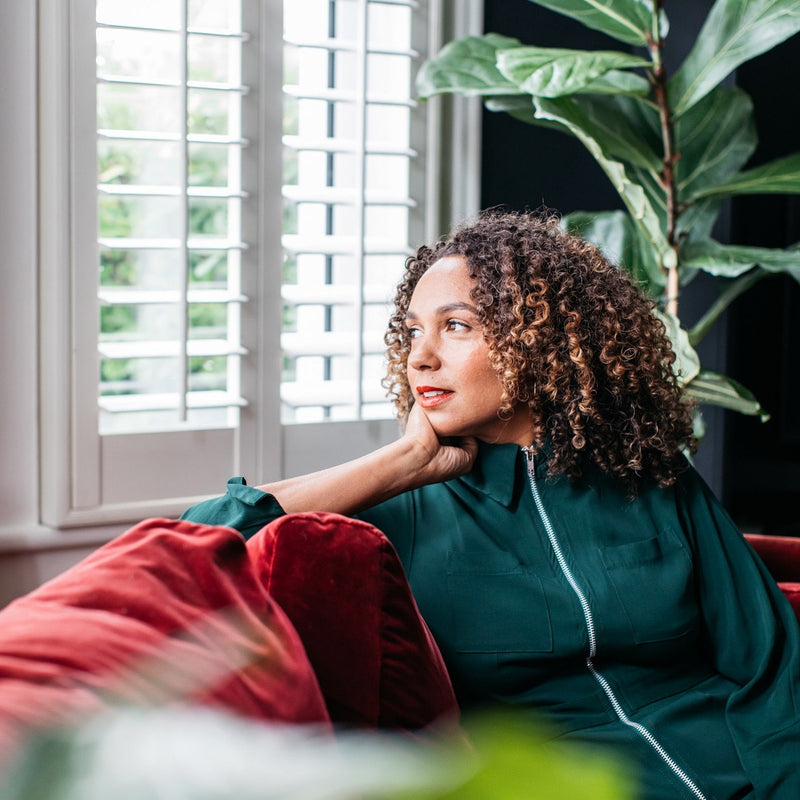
[39,0,479,528]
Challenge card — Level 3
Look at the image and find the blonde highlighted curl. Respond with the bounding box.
[382,208,697,492]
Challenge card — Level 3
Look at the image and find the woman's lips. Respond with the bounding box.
[416,386,454,409]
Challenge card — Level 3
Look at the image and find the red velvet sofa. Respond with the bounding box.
[0,515,796,771]
[0,513,458,768]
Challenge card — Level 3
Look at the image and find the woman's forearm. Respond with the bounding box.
[255,436,429,516]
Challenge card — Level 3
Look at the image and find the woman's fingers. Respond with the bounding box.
[403,404,478,482]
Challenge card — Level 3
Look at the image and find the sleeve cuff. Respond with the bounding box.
[180,477,286,540]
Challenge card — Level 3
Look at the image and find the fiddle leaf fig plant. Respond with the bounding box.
[417,0,800,423]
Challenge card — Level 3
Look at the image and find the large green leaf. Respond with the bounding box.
[415,34,524,98]
[552,94,663,172]
[483,96,578,134]
[681,238,800,281]
[684,370,770,421]
[656,310,701,385]
[488,70,651,102]
[676,200,720,242]
[670,87,757,280]
[500,93,666,238]
[692,152,800,200]
[562,209,666,295]
[627,161,666,215]
[674,87,757,203]
[528,0,665,47]
[670,0,800,116]
[496,46,650,98]
[534,95,675,269]
[484,94,540,125]
[580,69,652,97]
[672,198,723,289]
[619,141,720,287]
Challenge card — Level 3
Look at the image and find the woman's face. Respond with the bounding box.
[405,255,532,445]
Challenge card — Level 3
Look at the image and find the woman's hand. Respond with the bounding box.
[402,402,478,487]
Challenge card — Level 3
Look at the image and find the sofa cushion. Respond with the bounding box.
[0,518,331,756]
[247,512,459,730]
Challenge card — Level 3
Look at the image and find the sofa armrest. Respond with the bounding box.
[745,532,800,621]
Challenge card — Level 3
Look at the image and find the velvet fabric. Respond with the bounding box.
[745,532,800,620]
[0,518,331,759]
[247,512,459,730]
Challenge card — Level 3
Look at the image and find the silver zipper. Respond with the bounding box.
[522,447,707,800]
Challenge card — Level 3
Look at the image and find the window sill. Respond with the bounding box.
[0,522,126,555]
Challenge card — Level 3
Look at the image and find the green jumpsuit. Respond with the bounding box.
[181,442,800,800]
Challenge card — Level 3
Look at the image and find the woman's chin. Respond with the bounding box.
[429,423,471,442]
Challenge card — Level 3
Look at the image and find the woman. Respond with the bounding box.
[182,209,800,800]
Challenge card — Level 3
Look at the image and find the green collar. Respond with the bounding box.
[449,442,525,507]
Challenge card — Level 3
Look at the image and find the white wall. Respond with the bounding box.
[0,3,105,606]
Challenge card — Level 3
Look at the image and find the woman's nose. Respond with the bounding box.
[407,335,441,372]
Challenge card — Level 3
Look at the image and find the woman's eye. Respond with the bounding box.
[407,326,422,339]
[446,319,469,332]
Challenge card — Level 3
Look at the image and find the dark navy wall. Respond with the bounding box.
[724,41,800,536]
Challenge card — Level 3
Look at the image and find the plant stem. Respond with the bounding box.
[688,268,768,346]
[647,0,680,316]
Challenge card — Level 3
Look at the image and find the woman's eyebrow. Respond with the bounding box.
[405,302,478,320]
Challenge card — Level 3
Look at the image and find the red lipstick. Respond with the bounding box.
[416,385,454,409]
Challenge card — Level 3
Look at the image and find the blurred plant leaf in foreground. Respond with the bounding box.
[2,706,636,800]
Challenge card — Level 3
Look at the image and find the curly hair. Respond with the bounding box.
[383,208,697,491]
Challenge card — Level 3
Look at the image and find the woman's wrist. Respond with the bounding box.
[379,434,437,494]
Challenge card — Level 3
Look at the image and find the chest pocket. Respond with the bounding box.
[600,529,698,645]
[446,556,553,653]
